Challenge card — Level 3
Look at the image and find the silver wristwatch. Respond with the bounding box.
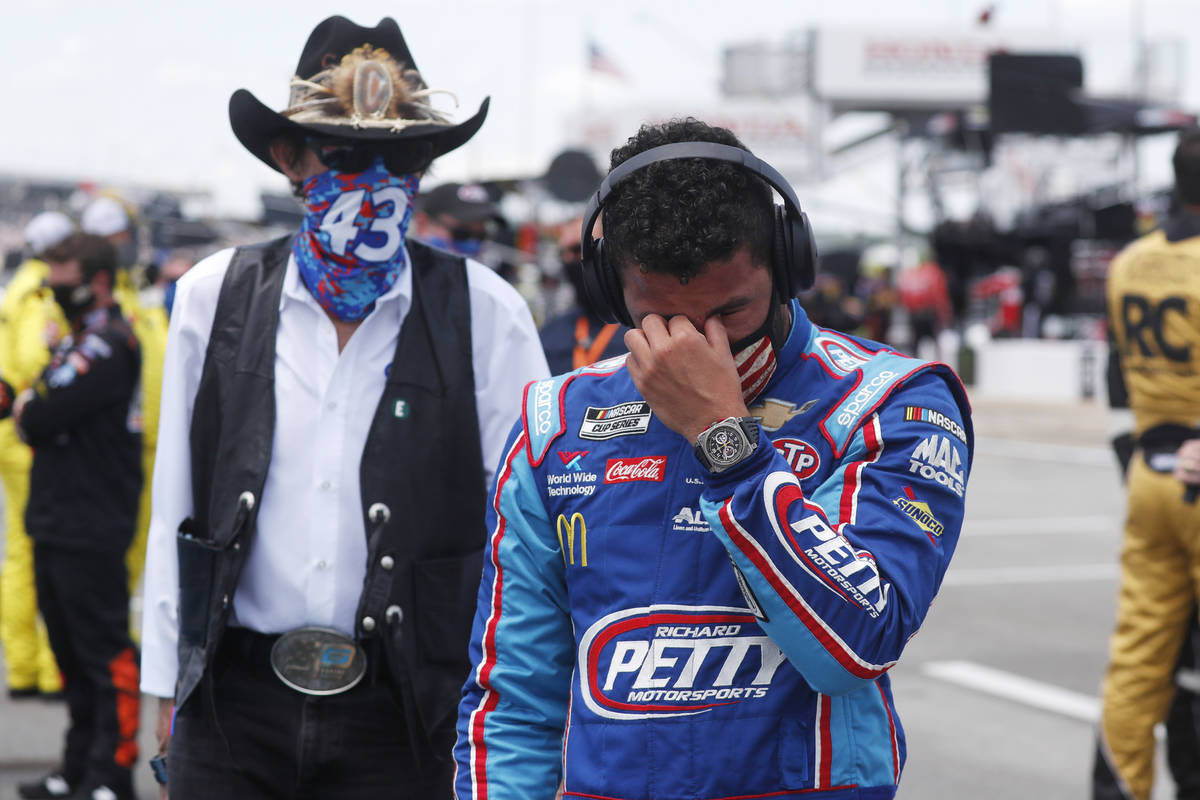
[694,416,760,473]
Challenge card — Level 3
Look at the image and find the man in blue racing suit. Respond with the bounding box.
[455,119,973,800]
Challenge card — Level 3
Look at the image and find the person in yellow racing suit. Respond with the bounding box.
[0,212,70,698]
[1095,127,1200,800]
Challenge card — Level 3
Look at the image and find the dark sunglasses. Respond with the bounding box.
[306,137,434,176]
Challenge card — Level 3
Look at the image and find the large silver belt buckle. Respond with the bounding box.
[269,627,366,696]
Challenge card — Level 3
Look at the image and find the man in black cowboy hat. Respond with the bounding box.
[137,16,547,798]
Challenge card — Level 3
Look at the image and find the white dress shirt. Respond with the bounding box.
[140,246,548,697]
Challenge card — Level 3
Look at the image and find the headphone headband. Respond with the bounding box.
[579,139,817,327]
[582,142,805,261]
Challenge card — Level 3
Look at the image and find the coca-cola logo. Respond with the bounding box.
[604,456,667,484]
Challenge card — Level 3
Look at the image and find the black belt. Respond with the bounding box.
[1139,423,1200,473]
[220,627,282,669]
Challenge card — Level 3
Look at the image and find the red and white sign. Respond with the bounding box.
[605,456,667,484]
[813,27,1062,110]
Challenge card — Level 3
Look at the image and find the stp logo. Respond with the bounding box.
[772,438,820,480]
[604,456,667,484]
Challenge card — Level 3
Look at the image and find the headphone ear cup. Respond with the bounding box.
[793,210,817,293]
[581,238,632,327]
[771,205,795,298]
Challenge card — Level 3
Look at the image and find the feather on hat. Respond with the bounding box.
[229,16,489,173]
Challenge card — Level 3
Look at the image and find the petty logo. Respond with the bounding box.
[577,605,789,720]
[579,402,652,440]
[764,472,888,618]
[819,337,870,373]
[772,438,821,481]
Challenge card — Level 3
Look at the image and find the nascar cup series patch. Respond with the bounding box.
[579,402,652,441]
[576,605,789,720]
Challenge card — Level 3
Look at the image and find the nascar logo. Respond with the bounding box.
[577,605,787,720]
[904,405,967,443]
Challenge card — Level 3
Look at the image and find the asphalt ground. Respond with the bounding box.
[0,394,1181,799]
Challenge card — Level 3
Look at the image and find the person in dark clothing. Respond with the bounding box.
[540,216,629,374]
[15,232,143,800]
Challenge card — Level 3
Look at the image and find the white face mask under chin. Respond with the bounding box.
[733,335,777,405]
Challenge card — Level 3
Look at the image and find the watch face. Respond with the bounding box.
[705,424,745,465]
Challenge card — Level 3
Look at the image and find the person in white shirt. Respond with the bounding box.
[137,16,548,799]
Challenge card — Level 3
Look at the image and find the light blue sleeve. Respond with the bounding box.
[455,423,574,800]
[700,370,971,695]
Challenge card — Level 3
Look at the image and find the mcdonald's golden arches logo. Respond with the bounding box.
[557,512,588,567]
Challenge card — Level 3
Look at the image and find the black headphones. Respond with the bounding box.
[579,141,818,327]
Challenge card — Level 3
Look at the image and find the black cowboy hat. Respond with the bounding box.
[229,15,490,173]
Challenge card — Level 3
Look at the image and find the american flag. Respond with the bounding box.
[588,40,627,81]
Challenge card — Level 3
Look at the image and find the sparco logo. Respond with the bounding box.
[579,402,652,441]
[605,456,667,483]
[577,605,788,720]
[533,380,555,436]
[836,370,897,427]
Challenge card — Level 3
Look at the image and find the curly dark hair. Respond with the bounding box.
[1174,128,1200,206]
[603,118,774,282]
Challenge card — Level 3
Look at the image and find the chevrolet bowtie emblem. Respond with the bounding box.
[749,398,815,431]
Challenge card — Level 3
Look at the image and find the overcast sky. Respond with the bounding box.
[4,0,1199,222]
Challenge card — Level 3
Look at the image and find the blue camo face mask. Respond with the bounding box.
[292,157,420,322]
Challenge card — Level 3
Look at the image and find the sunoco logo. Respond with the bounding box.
[894,494,945,537]
[577,605,787,720]
[533,380,555,436]
[836,370,896,427]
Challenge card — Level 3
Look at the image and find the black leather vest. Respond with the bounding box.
[175,236,486,754]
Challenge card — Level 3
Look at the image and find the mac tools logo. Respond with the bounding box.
[908,434,965,497]
[577,605,788,720]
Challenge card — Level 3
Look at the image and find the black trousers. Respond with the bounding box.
[169,628,454,799]
[1167,619,1200,800]
[33,544,139,789]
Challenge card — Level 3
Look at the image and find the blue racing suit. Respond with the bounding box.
[455,301,973,800]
